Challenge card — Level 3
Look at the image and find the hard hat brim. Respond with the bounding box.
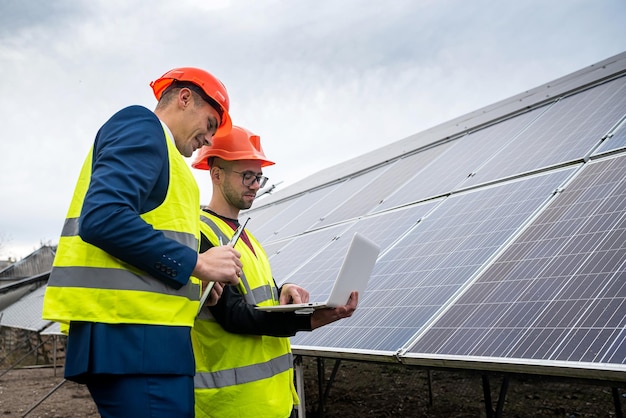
[215,110,232,137]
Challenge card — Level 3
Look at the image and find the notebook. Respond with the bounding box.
[256,232,380,312]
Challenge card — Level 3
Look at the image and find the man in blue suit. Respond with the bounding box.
[43,68,243,418]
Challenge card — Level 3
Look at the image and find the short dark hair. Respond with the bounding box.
[161,80,224,121]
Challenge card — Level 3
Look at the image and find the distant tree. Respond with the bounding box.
[0,233,14,260]
[39,239,54,248]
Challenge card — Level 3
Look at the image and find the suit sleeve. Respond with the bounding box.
[79,106,197,289]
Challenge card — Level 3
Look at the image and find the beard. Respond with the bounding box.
[223,182,255,210]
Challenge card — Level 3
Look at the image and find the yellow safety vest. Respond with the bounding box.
[192,213,298,418]
[43,126,201,327]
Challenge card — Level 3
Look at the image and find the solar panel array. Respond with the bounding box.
[407,154,626,368]
[243,55,626,379]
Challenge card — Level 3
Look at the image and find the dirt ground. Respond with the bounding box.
[0,359,622,417]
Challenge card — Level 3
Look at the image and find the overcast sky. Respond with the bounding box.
[1,0,625,260]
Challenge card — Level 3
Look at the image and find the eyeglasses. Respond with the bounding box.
[218,167,269,188]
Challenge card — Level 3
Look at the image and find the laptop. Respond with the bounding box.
[256,232,380,312]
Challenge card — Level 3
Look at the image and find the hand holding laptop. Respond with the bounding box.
[267,281,359,327]
[279,283,311,305]
[309,290,359,329]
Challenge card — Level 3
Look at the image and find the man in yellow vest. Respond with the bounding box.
[191,126,358,418]
[42,68,243,418]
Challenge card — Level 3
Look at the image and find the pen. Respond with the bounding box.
[197,217,250,315]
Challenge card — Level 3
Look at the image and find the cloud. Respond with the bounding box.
[0,0,625,260]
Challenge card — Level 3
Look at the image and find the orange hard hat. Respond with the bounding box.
[150,67,232,135]
[191,126,275,170]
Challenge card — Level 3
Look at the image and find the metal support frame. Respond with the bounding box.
[22,378,67,417]
[480,373,624,418]
[0,335,53,379]
[294,355,306,418]
[612,387,624,418]
[306,357,342,418]
[427,369,434,406]
[0,343,26,367]
[482,374,509,418]
[292,356,343,417]
[52,335,58,377]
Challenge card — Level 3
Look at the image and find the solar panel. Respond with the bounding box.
[272,166,387,239]
[317,142,454,225]
[462,75,626,188]
[593,116,626,155]
[266,224,351,283]
[288,200,440,347]
[270,194,437,279]
[291,167,576,352]
[376,105,547,212]
[0,286,50,332]
[242,198,299,239]
[247,182,344,243]
[40,321,63,336]
[407,153,626,367]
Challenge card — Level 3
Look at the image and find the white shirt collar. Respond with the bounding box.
[159,120,175,145]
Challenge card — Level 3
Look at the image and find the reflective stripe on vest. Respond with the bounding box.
[49,266,198,299]
[194,352,293,389]
[52,219,198,299]
[60,217,198,249]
